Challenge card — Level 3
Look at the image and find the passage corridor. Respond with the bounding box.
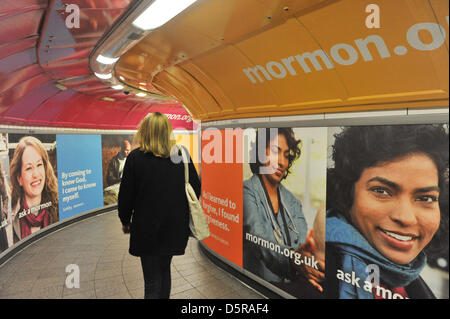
[0,211,264,299]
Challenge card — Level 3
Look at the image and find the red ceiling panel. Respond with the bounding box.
[77,100,138,129]
[57,74,98,87]
[0,49,37,76]
[40,91,138,129]
[62,0,132,8]
[26,89,79,126]
[0,0,188,130]
[118,102,193,130]
[0,64,43,95]
[0,73,52,115]
[1,80,58,123]
[0,37,38,62]
[49,93,98,125]
[43,58,92,78]
[119,103,163,128]
[66,98,130,129]
[0,9,45,44]
[0,0,47,15]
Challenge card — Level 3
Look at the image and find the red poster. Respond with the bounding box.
[201,129,243,267]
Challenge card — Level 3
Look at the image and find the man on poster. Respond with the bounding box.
[106,139,131,186]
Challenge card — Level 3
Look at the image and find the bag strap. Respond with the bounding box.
[177,145,189,184]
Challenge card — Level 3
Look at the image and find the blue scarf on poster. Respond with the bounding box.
[326,210,426,288]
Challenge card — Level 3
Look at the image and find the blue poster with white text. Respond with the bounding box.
[56,134,103,220]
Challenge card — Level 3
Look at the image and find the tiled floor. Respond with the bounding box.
[0,211,264,299]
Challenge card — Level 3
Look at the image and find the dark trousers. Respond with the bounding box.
[140,255,173,299]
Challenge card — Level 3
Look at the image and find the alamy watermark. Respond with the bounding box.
[65,4,80,29]
[366,4,380,29]
[171,128,281,174]
[65,264,80,289]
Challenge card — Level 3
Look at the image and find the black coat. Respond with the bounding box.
[118,146,201,256]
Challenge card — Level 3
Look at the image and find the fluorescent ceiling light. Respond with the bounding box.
[136,92,147,97]
[94,72,112,80]
[112,85,124,90]
[132,0,198,30]
[96,54,119,65]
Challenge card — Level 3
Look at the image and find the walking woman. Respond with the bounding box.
[118,112,201,299]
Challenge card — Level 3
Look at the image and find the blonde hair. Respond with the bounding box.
[134,112,175,157]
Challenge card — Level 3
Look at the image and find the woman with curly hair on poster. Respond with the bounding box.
[325,124,449,299]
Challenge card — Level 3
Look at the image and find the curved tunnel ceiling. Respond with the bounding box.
[0,0,187,130]
[1,0,448,128]
[116,0,449,122]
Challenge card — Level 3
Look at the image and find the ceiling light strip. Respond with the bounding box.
[89,0,198,101]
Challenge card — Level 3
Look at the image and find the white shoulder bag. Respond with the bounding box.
[178,145,210,241]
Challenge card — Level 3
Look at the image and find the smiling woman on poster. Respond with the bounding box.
[325,125,449,299]
[9,136,59,242]
[0,160,11,252]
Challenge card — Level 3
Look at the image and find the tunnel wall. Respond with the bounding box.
[1,109,448,299]
[199,109,449,299]
[0,124,199,264]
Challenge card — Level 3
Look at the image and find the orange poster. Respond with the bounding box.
[201,129,243,268]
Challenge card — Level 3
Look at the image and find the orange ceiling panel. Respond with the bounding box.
[232,17,348,109]
[297,0,449,102]
[117,0,449,122]
[187,45,278,113]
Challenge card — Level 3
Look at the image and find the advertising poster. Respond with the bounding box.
[57,134,104,220]
[242,127,327,298]
[325,124,449,299]
[102,132,196,206]
[0,133,12,252]
[201,129,243,267]
[7,134,59,244]
[101,134,136,205]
